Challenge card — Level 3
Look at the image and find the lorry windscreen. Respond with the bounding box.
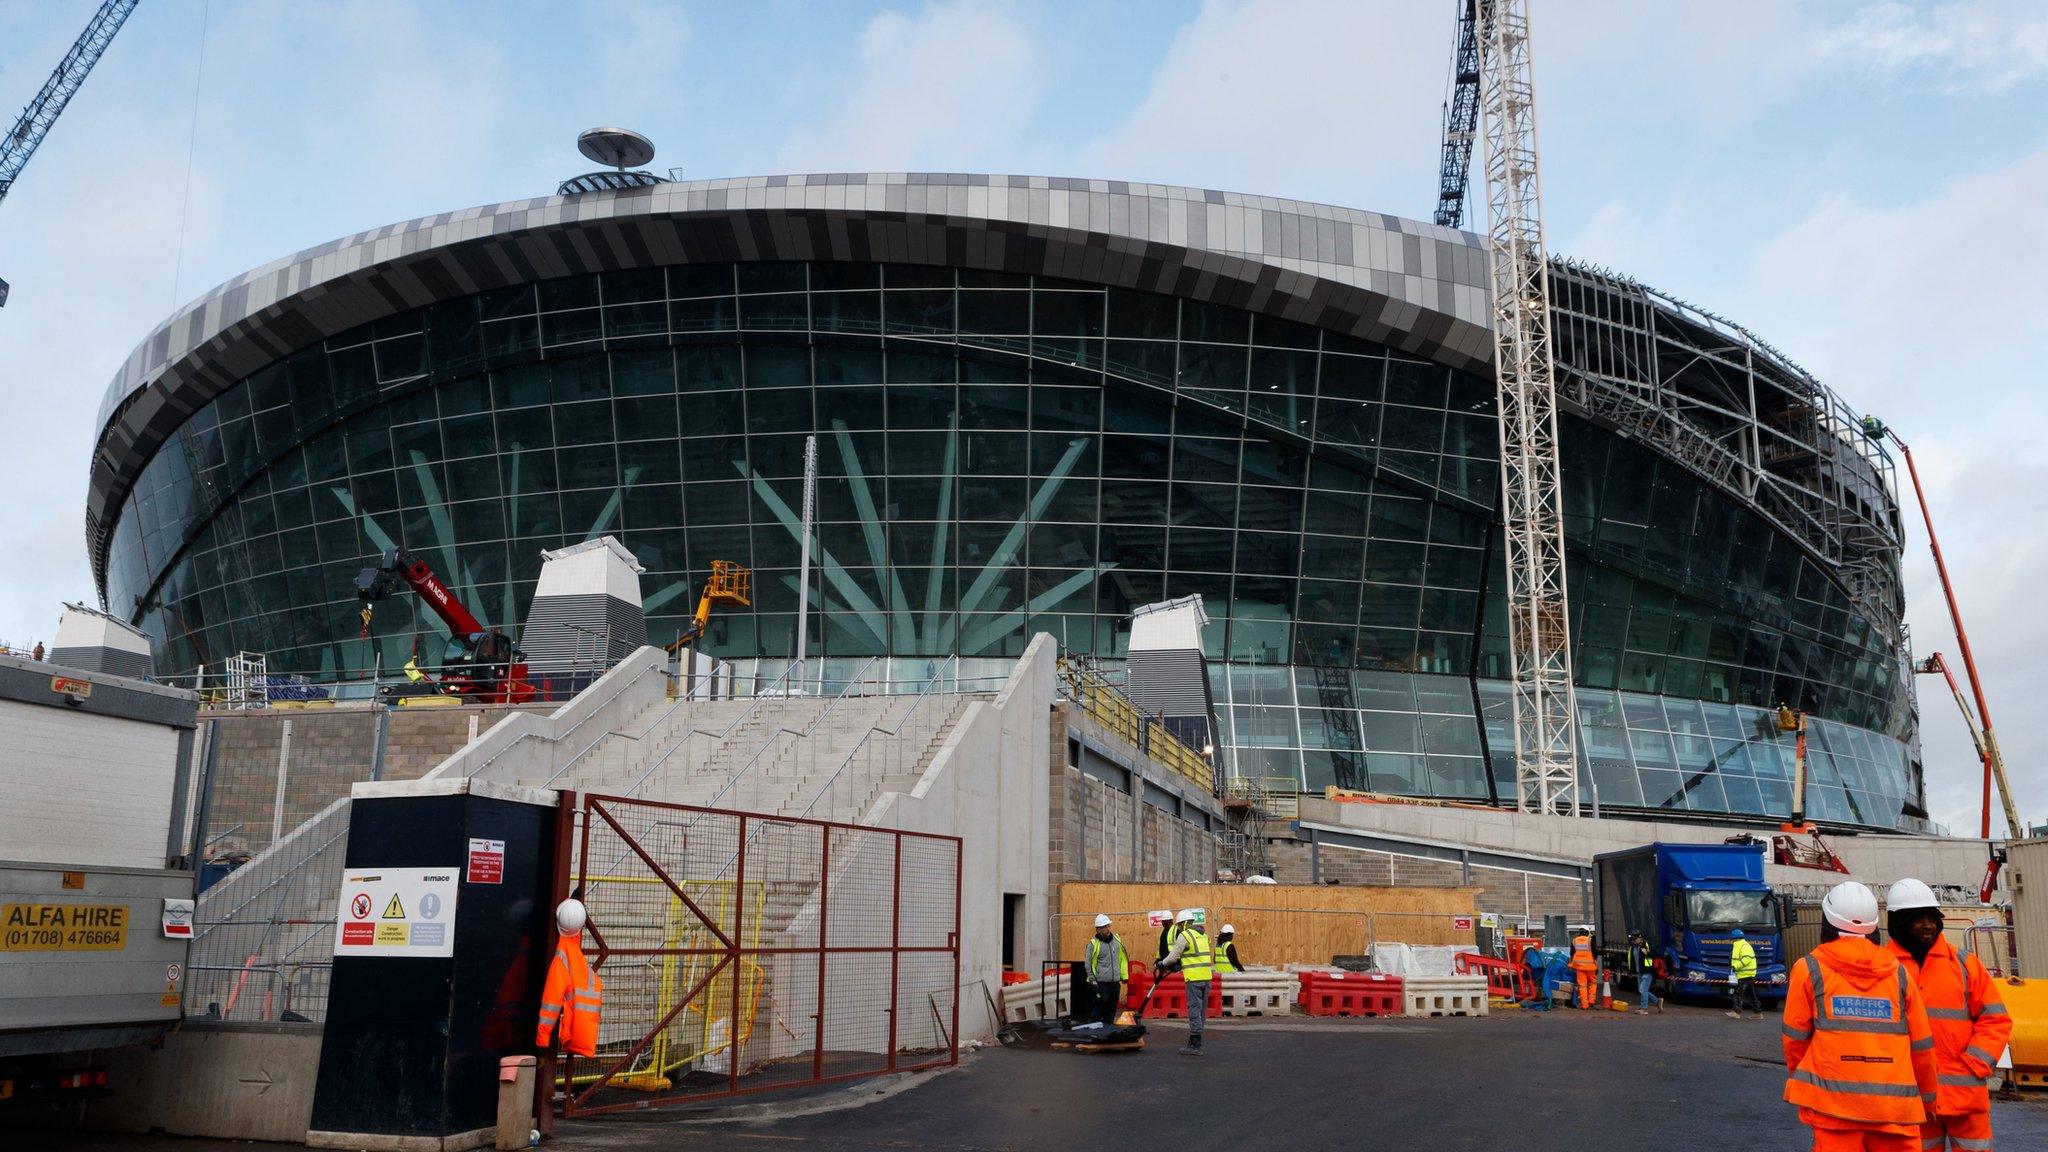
[1687,889,1774,930]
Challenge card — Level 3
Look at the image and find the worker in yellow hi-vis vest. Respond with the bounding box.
[1156,908,1214,1057]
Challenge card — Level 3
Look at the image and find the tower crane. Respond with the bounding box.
[1433,1,1483,229]
[1455,0,1582,815]
[0,0,140,308]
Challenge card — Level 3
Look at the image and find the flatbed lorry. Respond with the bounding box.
[1594,841,1789,1002]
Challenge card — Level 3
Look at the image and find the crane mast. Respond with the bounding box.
[1433,1,1484,229]
[0,0,140,306]
[1473,0,1581,816]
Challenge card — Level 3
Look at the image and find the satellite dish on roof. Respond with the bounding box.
[577,127,655,171]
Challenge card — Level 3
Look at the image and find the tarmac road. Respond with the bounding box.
[543,1003,2048,1152]
[10,1006,2046,1152]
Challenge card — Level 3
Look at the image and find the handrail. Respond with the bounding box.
[616,658,855,802]
[1054,656,1215,793]
[465,655,680,780]
[694,656,880,811]
[796,654,959,820]
[542,662,798,791]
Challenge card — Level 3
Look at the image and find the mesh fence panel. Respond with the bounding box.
[565,795,959,1114]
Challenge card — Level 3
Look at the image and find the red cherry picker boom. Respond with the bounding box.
[1862,416,2023,896]
[355,547,537,704]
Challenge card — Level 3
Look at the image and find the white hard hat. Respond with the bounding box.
[1885,878,1940,913]
[1176,907,1203,924]
[1219,923,1236,935]
[1094,913,1113,928]
[1821,881,1880,936]
[555,898,588,934]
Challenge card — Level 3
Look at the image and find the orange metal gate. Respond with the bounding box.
[558,792,961,1116]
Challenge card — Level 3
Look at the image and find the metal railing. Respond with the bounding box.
[541,662,797,791]
[796,654,962,820]
[694,657,882,812]
[1055,657,1215,793]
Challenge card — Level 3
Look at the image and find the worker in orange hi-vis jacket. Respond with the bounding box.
[1884,879,2013,1152]
[1782,881,1938,1152]
[537,899,603,1057]
[1568,929,1599,1009]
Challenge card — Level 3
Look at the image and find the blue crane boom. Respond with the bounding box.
[0,0,141,307]
[1432,0,1485,229]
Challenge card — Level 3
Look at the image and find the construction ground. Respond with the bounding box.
[13,1006,2048,1152]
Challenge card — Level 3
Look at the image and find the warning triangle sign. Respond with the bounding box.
[383,894,406,920]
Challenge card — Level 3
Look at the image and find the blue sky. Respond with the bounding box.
[1,0,2043,832]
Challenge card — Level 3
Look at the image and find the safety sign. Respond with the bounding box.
[466,838,505,885]
[334,868,459,958]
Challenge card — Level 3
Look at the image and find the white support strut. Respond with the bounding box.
[1474,0,1582,816]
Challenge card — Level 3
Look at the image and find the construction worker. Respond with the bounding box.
[1085,914,1129,1027]
[1627,931,1662,1015]
[1783,880,1937,1152]
[1214,924,1244,974]
[537,898,603,1057]
[1569,927,1599,1009]
[1729,927,1763,1019]
[1884,878,2012,1152]
[1156,908,1214,1056]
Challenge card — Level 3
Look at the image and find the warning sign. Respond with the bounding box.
[1452,916,1474,931]
[466,838,505,885]
[334,869,458,958]
[161,898,195,940]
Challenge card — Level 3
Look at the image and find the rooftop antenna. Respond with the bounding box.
[560,127,662,195]
[577,126,655,171]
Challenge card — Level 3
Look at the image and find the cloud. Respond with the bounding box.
[1819,1,2048,92]
[1078,0,1444,207]
[1729,144,2048,835]
[778,1,1040,173]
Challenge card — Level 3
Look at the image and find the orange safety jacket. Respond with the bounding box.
[1886,935,2012,1116]
[1782,937,1938,1133]
[537,930,603,1057]
[1569,934,1598,971]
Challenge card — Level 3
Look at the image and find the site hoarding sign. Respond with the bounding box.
[334,868,459,958]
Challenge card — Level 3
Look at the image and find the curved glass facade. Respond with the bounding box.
[101,261,1921,829]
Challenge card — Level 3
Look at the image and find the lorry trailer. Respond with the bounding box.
[1594,841,1789,1002]
[0,652,199,1108]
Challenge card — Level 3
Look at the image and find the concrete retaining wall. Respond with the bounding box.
[85,1023,321,1143]
[200,703,539,857]
[1045,701,1228,924]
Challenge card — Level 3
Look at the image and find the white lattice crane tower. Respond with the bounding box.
[1473,0,1581,815]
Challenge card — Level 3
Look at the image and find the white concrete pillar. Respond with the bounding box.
[272,718,293,845]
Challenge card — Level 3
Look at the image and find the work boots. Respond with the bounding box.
[1178,1034,1203,1056]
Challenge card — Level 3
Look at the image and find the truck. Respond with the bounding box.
[0,651,199,1109]
[1594,841,1788,1002]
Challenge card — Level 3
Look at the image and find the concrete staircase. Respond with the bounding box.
[190,644,994,1034]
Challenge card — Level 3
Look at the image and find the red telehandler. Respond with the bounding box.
[355,547,537,704]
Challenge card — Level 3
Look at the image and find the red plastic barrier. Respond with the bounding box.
[1124,968,1153,1010]
[1297,971,1404,1018]
[1454,953,1532,1000]
[1138,971,1224,1018]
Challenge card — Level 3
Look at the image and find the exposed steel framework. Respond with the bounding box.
[558,793,961,1117]
[1474,0,1581,816]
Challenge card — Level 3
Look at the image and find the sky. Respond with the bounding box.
[0,0,2042,834]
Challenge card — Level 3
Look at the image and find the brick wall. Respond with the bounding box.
[199,704,537,857]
